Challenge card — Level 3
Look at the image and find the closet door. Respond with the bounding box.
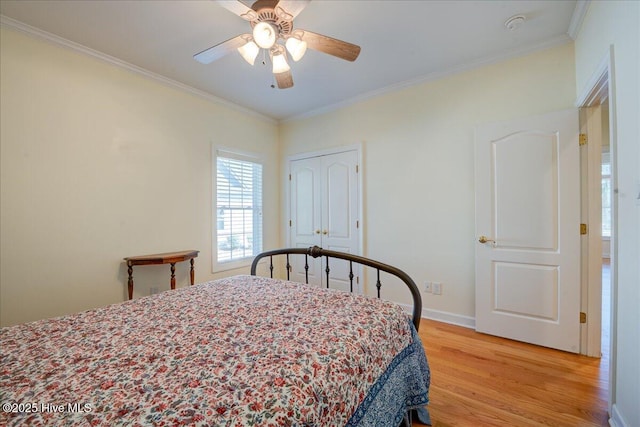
[321,150,360,292]
[290,156,323,286]
[289,150,360,291]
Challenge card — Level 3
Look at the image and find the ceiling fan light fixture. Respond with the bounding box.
[285,33,307,62]
[237,37,259,65]
[271,46,290,74]
[253,21,277,49]
[196,1,361,89]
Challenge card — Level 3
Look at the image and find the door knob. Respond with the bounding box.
[315,230,321,234]
[478,235,495,244]
[322,230,328,235]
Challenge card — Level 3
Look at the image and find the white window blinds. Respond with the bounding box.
[216,152,263,264]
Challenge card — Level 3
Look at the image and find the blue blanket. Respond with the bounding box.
[347,321,431,426]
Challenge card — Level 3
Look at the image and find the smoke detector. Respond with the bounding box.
[504,15,526,31]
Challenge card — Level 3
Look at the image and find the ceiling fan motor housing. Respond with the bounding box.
[250,0,293,38]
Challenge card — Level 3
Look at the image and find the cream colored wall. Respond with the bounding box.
[280,43,576,321]
[574,2,640,426]
[0,27,280,327]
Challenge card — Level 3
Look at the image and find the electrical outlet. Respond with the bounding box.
[150,287,159,295]
[424,281,432,293]
[432,282,442,295]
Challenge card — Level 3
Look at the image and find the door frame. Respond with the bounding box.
[286,143,364,258]
[575,47,617,410]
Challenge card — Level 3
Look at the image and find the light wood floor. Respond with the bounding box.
[414,318,609,426]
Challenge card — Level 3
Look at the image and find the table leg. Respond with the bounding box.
[127,263,134,300]
[170,262,176,290]
[190,258,195,285]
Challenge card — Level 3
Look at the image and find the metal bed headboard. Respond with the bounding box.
[250,246,422,331]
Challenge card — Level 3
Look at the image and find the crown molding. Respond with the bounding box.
[0,15,276,125]
[2,12,580,126]
[282,34,573,123]
[568,0,591,40]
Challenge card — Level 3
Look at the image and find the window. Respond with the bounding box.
[215,150,263,268]
[601,153,611,238]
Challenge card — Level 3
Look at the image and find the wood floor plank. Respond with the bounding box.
[414,319,609,427]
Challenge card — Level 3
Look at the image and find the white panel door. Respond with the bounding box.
[322,150,360,292]
[290,156,322,286]
[475,109,581,353]
[289,150,360,292]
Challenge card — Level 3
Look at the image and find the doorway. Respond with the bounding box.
[576,49,617,413]
[579,89,615,360]
[600,100,612,361]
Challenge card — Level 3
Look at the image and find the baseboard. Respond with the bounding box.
[609,404,631,427]
[398,304,476,329]
[421,308,476,329]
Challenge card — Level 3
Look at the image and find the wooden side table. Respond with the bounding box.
[124,250,199,300]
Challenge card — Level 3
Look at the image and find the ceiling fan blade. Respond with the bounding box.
[274,70,294,89]
[274,0,311,20]
[216,0,258,21]
[194,34,247,64]
[301,30,361,62]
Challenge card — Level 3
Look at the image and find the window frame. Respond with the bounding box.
[213,147,264,272]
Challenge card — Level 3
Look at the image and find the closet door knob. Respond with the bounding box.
[478,235,494,243]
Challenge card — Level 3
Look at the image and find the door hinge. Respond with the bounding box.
[580,223,588,235]
[289,220,292,227]
[356,165,359,173]
[289,173,291,181]
[579,133,588,146]
[580,312,587,323]
[356,220,359,229]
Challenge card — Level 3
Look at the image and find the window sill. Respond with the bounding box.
[212,258,254,273]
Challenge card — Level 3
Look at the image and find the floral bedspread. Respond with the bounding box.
[1,275,430,426]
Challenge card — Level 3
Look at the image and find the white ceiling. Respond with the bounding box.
[0,0,579,121]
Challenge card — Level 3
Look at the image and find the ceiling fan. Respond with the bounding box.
[194,0,361,89]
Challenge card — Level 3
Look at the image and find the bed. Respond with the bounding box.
[0,246,430,426]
